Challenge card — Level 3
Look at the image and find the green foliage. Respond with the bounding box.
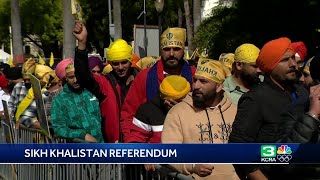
[0,0,11,51]
[194,0,320,59]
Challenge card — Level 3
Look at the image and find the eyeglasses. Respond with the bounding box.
[111,60,129,66]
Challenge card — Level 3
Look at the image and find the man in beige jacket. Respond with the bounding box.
[162,58,239,180]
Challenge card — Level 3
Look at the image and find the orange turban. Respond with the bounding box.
[256,37,295,73]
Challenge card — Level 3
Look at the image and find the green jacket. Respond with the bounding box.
[51,84,103,143]
[222,76,249,105]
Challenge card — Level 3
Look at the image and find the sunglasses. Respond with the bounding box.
[111,60,129,66]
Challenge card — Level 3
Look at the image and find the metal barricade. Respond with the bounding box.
[0,124,192,180]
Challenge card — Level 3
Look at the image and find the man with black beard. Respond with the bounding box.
[121,27,195,143]
[8,58,36,118]
[223,43,262,105]
[162,59,239,180]
[51,59,103,143]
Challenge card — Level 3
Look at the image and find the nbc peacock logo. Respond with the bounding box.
[276,145,292,162]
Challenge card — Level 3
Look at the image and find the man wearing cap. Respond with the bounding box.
[162,59,238,180]
[73,21,139,143]
[8,58,36,119]
[51,59,103,143]
[121,27,196,143]
[229,37,308,179]
[223,44,262,105]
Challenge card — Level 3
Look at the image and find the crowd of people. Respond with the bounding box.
[0,20,320,180]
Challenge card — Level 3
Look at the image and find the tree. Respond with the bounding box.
[184,0,194,52]
[62,0,75,59]
[193,0,202,33]
[113,0,122,40]
[11,0,24,64]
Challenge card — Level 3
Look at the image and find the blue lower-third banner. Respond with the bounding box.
[0,143,319,164]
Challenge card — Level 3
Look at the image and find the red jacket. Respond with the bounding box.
[93,74,121,143]
[121,60,196,143]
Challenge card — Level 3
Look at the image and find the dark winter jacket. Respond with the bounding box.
[229,76,308,179]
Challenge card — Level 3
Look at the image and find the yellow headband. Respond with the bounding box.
[234,43,260,63]
[160,75,191,100]
[106,39,133,62]
[161,28,186,49]
[65,63,75,74]
[135,56,159,70]
[34,64,58,85]
[303,56,314,74]
[219,53,235,70]
[22,58,36,78]
[195,58,226,84]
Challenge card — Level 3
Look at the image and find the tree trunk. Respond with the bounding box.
[178,5,183,27]
[63,0,75,59]
[113,0,122,40]
[10,0,24,65]
[184,0,194,52]
[193,0,202,33]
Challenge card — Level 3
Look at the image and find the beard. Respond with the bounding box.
[163,56,184,69]
[24,83,31,89]
[240,71,261,87]
[192,90,216,109]
[67,83,83,94]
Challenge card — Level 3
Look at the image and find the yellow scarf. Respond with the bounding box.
[15,87,46,122]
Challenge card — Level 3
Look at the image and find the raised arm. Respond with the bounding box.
[73,21,105,102]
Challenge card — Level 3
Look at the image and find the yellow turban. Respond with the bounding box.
[66,63,75,74]
[234,43,260,63]
[161,28,186,49]
[160,75,191,100]
[303,56,314,74]
[34,64,58,85]
[135,56,159,70]
[106,39,133,62]
[196,58,226,84]
[22,58,36,78]
[219,53,235,70]
[102,64,113,75]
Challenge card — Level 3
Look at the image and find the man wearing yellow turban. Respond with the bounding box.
[162,58,239,180]
[13,64,60,129]
[120,27,196,143]
[222,43,262,105]
[73,21,139,143]
[8,58,37,123]
[299,56,314,89]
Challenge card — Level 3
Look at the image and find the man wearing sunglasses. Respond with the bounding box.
[121,27,196,143]
[73,21,139,143]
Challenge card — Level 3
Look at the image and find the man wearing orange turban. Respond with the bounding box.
[229,37,308,180]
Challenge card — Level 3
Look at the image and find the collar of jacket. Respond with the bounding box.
[182,93,233,113]
[223,75,249,94]
[263,76,306,98]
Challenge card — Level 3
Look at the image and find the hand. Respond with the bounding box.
[73,20,87,50]
[309,84,320,117]
[193,164,214,177]
[144,164,156,171]
[164,99,179,109]
[85,133,97,143]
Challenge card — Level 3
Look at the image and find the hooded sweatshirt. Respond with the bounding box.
[162,93,239,180]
